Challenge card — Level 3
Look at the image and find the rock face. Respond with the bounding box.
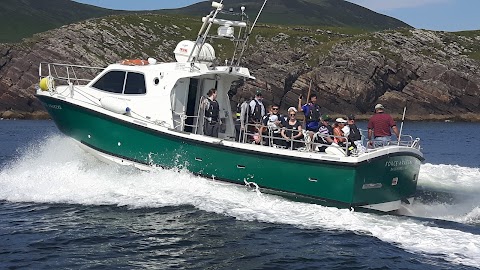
[235,29,480,121]
[1,14,480,120]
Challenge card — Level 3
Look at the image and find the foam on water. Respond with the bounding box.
[419,163,480,193]
[403,163,480,225]
[1,136,480,268]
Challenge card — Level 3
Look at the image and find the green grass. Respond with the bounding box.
[0,0,411,44]
[442,31,480,61]
[0,0,125,43]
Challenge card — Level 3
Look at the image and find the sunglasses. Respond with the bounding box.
[290,113,296,116]
[272,108,279,111]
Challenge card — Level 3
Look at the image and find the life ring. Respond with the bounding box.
[120,59,149,66]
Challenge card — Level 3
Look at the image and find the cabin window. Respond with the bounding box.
[91,71,126,94]
[92,71,146,95]
[124,72,146,94]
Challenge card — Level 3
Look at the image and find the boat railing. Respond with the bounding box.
[172,111,202,134]
[39,62,104,86]
[241,123,350,156]
[357,129,421,150]
[366,134,421,150]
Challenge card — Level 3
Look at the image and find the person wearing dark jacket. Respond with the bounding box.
[346,114,365,154]
[203,88,220,137]
[298,93,321,132]
[347,114,361,143]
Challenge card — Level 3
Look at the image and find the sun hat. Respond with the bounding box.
[375,104,384,110]
[335,117,347,123]
[321,114,331,121]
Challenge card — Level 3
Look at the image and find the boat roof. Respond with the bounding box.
[106,62,255,79]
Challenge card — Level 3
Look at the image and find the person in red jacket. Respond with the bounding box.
[367,104,399,147]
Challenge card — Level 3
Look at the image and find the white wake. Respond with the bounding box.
[0,136,479,268]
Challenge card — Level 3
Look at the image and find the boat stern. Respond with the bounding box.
[352,150,423,212]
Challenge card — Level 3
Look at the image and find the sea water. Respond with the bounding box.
[0,120,479,269]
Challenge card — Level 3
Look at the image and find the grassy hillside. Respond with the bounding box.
[0,0,409,44]
[160,0,410,31]
[0,0,124,43]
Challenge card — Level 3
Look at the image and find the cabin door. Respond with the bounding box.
[185,78,200,133]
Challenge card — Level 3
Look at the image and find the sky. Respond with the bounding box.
[74,0,480,32]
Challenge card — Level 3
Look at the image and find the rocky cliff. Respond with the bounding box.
[1,14,479,120]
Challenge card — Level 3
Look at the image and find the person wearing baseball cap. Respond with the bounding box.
[249,90,265,123]
[313,114,334,151]
[367,104,399,147]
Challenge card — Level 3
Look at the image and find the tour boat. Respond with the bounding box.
[35,0,423,212]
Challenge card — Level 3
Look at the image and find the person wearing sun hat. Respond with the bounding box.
[280,107,303,149]
[332,117,348,146]
[367,103,399,147]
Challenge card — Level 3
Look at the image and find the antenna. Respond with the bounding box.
[236,0,268,65]
[397,106,407,145]
[187,1,225,62]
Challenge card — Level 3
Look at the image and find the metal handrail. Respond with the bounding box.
[39,62,104,85]
[172,111,202,132]
[358,128,421,150]
[367,135,420,149]
[242,123,350,155]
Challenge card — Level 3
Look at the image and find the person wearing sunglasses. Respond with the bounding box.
[333,117,348,146]
[262,104,283,146]
[280,107,303,150]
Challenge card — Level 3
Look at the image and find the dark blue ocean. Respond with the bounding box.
[1,120,480,269]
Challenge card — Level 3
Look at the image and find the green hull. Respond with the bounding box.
[37,95,423,211]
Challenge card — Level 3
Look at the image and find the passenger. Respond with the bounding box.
[279,109,288,127]
[251,124,262,145]
[333,118,348,146]
[235,97,250,142]
[203,88,220,137]
[367,104,399,147]
[298,93,321,132]
[262,104,282,146]
[346,114,365,154]
[249,92,266,124]
[280,107,303,150]
[314,114,334,152]
[246,92,265,143]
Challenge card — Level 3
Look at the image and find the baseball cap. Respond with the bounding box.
[321,114,331,121]
[347,114,355,120]
[375,104,384,110]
